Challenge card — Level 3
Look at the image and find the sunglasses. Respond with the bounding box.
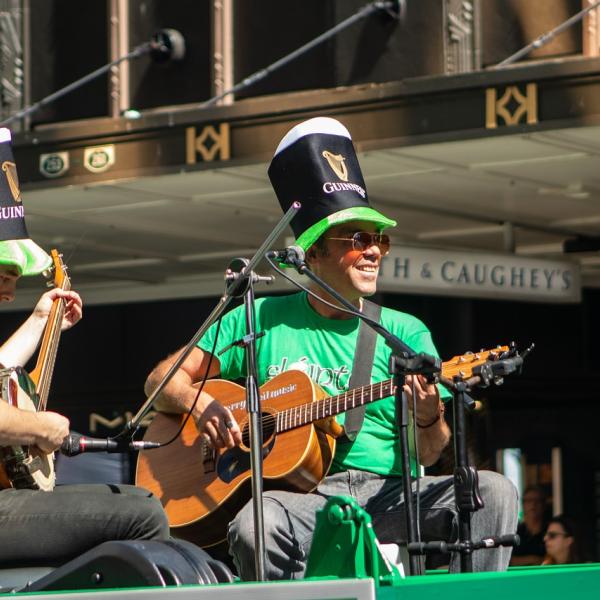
[326,231,391,255]
[545,531,568,540]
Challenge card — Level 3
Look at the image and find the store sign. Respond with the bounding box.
[378,247,581,303]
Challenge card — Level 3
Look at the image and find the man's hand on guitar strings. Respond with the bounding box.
[195,397,242,449]
[34,411,70,453]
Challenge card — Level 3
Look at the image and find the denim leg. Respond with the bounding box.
[366,470,518,572]
[228,472,354,581]
[0,483,170,565]
[228,469,518,580]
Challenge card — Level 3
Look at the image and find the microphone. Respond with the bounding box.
[266,245,306,267]
[60,433,161,457]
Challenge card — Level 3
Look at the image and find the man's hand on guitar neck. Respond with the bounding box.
[403,374,450,467]
[32,289,83,331]
[0,289,83,368]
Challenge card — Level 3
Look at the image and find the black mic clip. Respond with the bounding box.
[266,245,306,269]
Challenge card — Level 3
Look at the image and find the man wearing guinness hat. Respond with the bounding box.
[147,117,518,579]
[0,128,169,567]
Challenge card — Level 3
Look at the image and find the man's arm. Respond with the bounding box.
[0,289,82,367]
[145,346,242,449]
[405,375,451,467]
[0,399,69,453]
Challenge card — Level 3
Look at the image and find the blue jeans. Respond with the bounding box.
[0,483,169,565]
[228,470,518,580]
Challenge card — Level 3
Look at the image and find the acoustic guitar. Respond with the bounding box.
[0,250,70,491]
[136,346,509,547]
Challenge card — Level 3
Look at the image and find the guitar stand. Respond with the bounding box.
[406,349,531,573]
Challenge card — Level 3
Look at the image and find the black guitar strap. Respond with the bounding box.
[341,299,382,442]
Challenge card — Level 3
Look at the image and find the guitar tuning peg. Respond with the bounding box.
[46,280,54,288]
[458,356,466,363]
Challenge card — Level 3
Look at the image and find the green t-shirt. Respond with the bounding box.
[198,292,446,477]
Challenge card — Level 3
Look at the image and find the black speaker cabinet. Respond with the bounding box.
[22,540,234,592]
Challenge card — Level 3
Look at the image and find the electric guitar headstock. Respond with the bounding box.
[43,249,71,292]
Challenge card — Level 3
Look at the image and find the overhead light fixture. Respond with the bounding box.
[563,235,600,253]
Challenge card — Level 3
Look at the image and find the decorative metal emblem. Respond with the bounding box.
[322,150,348,182]
[39,152,69,179]
[486,83,538,129]
[186,123,231,163]
[1,161,21,201]
[83,145,115,173]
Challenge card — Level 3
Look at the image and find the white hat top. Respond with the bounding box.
[273,117,351,157]
[0,128,12,143]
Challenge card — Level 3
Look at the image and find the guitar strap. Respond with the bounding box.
[341,299,382,442]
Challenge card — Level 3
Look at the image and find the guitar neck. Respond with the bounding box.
[273,346,508,434]
[29,250,71,409]
[275,378,395,433]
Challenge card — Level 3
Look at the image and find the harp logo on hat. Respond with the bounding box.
[322,150,348,182]
[2,161,21,202]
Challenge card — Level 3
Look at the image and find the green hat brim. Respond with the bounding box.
[0,239,52,276]
[281,206,396,268]
[296,205,396,252]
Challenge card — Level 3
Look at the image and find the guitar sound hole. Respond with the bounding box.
[241,411,276,448]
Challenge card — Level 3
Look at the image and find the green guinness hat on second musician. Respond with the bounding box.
[0,128,51,276]
[268,117,396,254]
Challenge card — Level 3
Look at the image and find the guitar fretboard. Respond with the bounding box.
[271,346,508,433]
[275,378,395,433]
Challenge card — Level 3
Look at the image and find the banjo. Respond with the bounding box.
[0,249,70,491]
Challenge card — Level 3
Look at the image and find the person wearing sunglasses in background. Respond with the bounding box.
[510,485,549,566]
[542,515,585,565]
[146,118,518,580]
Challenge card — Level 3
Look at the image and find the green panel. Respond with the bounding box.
[377,564,600,600]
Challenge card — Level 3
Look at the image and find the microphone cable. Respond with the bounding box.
[126,317,223,450]
[265,254,368,322]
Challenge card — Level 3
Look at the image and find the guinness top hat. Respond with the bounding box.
[268,117,396,253]
[0,128,51,276]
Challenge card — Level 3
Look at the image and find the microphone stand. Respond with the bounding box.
[1,29,185,128]
[287,256,440,576]
[406,347,531,571]
[119,201,301,582]
[221,256,269,580]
